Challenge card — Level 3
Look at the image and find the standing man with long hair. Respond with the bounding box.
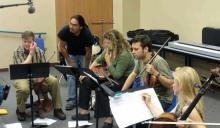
[58,15,94,110]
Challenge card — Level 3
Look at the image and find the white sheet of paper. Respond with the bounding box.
[4,123,22,128]
[34,118,56,125]
[110,88,163,128]
[68,121,93,127]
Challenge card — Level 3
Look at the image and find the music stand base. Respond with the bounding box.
[30,125,44,128]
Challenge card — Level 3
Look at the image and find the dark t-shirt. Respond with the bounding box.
[58,25,94,55]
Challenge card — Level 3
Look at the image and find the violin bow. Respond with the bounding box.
[147,121,220,126]
[138,37,171,77]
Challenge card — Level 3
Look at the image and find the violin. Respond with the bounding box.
[149,72,216,128]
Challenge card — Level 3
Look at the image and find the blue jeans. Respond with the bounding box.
[160,99,171,112]
[66,55,85,105]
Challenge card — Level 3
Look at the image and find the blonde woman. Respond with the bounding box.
[72,29,135,128]
[143,66,205,128]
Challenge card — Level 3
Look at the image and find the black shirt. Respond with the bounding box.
[58,25,94,55]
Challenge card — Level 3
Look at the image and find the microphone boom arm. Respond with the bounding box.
[0,2,32,9]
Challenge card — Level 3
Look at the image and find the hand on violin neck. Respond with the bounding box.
[145,64,158,76]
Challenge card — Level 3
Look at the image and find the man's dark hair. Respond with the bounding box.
[70,14,88,28]
[131,35,152,52]
[21,31,35,41]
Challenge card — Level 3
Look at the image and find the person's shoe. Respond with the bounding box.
[65,103,76,111]
[102,122,113,128]
[71,113,90,120]
[54,109,66,120]
[16,109,26,121]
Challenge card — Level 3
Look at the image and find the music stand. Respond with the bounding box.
[54,65,81,127]
[79,68,116,128]
[54,65,116,128]
[9,63,49,128]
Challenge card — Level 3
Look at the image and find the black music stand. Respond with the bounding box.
[54,65,116,128]
[9,63,49,128]
[80,68,123,128]
[54,65,81,128]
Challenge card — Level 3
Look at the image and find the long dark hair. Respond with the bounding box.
[70,14,88,29]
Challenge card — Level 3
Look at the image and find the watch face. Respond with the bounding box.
[157,73,160,79]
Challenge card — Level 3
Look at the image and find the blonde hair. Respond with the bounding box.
[103,29,131,60]
[173,66,204,119]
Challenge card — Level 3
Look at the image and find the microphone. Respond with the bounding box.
[28,0,35,14]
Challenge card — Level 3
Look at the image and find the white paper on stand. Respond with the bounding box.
[68,121,93,127]
[34,118,56,126]
[109,88,163,128]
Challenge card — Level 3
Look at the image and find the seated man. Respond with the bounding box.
[122,35,174,111]
[12,31,66,121]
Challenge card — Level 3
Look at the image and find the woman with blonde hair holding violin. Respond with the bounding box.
[143,66,206,128]
[72,29,135,128]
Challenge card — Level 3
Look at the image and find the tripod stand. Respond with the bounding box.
[10,63,49,128]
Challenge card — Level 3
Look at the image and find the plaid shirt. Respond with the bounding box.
[13,46,46,64]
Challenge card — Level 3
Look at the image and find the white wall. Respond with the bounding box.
[140,0,220,43]
[113,0,140,36]
[0,0,57,69]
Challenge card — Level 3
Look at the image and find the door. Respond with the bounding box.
[56,0,113,42]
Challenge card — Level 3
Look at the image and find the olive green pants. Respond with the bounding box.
[13,75,62,112]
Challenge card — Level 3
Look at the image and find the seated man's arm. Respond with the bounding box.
[121,71,137,91]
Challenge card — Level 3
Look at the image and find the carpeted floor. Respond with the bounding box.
[0,67,220,128]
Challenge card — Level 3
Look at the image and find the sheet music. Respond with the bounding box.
[34,118,56,126]
[4,123,22,128]
[68,121,93,127]
[109,88,163,128]
[83,71,99,85]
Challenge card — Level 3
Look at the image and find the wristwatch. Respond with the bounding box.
[156,72,160,80]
